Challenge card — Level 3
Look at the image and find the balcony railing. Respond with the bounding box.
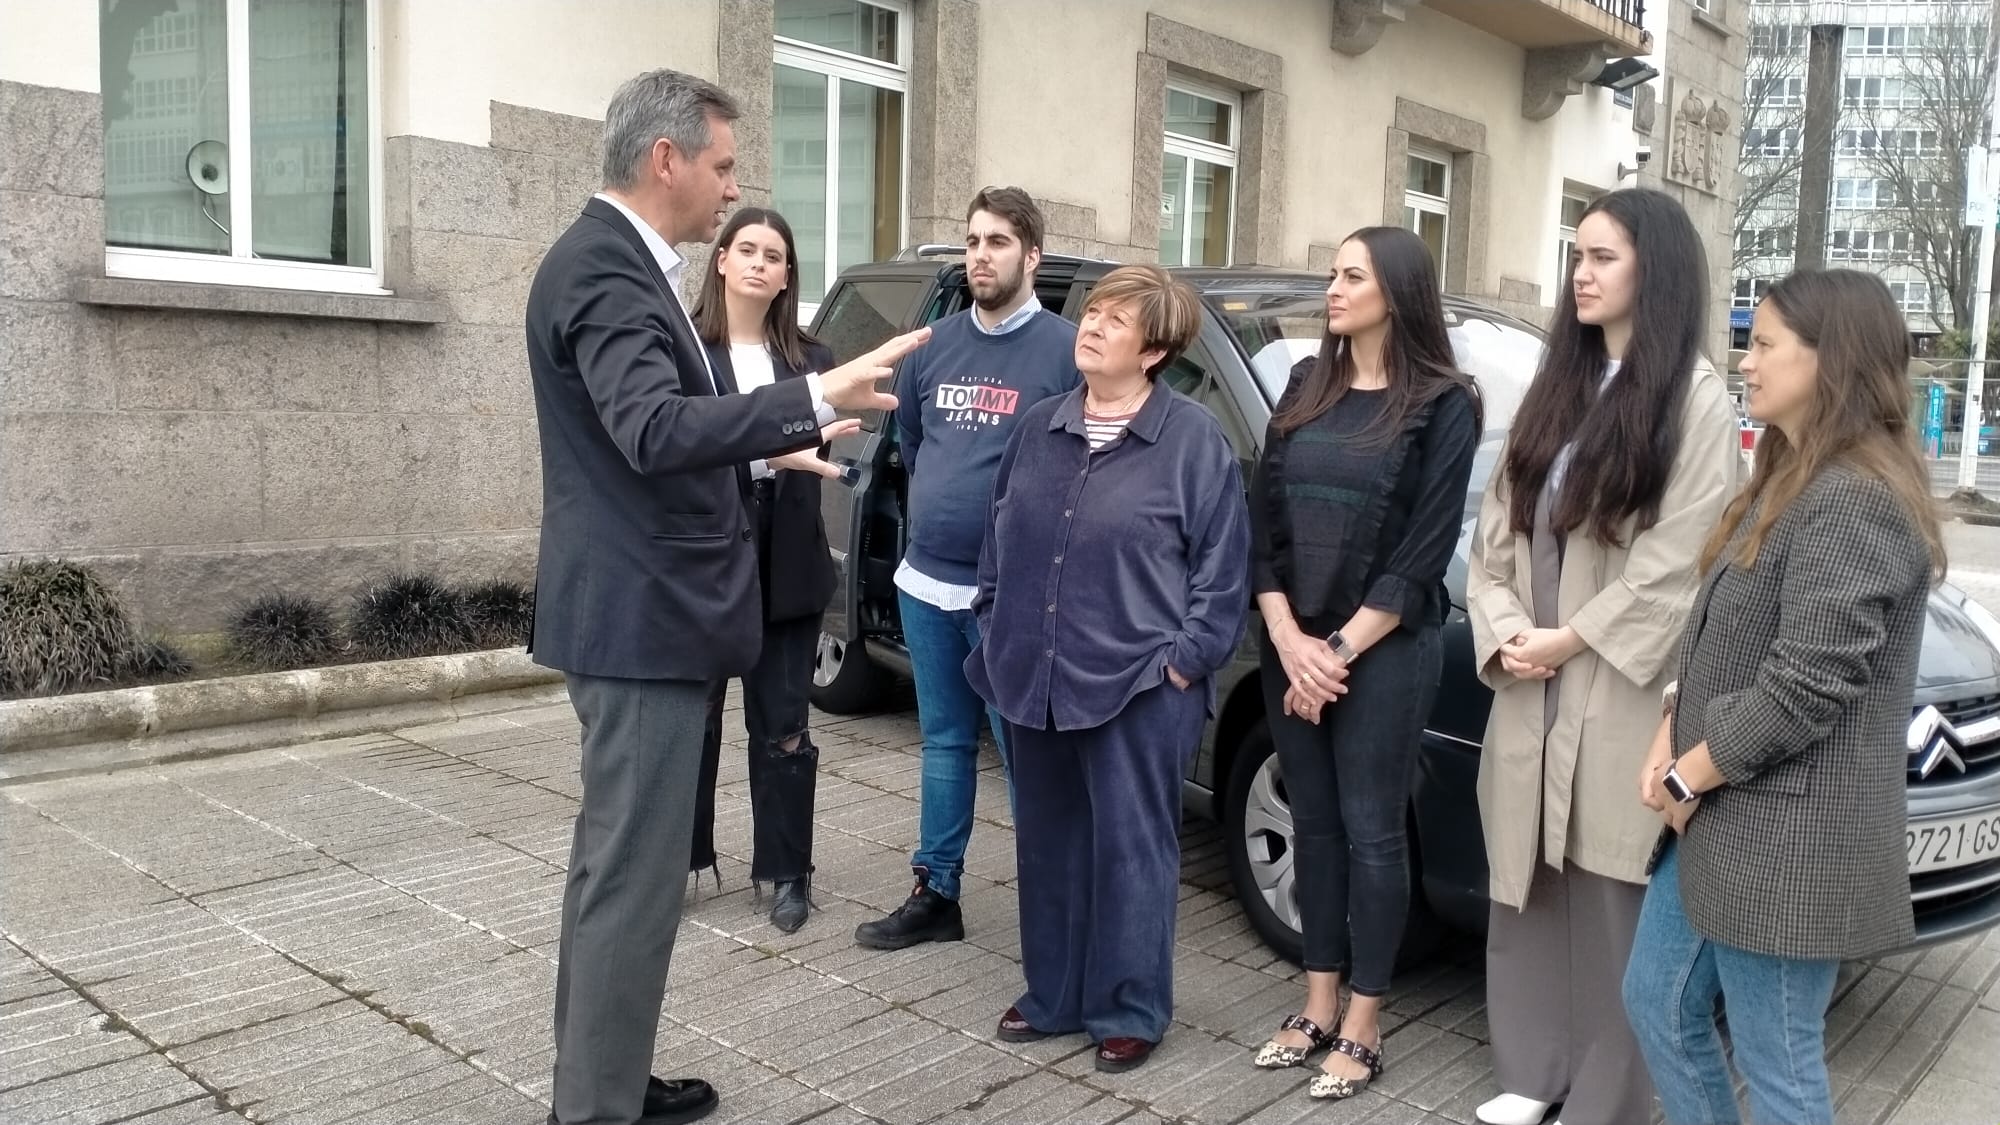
[1424,0,1652,54]
[1588,0,1646,27]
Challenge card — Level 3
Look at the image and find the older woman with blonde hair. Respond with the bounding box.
[965,265,1251,1074]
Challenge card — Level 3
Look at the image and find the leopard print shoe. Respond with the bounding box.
[1307,1036,1384,1100]
[1252,1013,1332,1069]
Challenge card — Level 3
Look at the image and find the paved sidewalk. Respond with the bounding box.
[4,689,1999,1125]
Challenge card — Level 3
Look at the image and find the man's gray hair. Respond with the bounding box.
[601,69,741,190]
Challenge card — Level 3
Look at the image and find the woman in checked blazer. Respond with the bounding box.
[1621,269,1944,1125]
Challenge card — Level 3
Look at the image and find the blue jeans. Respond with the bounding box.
[1622,842,1841,1125]
[900,589,1009,901]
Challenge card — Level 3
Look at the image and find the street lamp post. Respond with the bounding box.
[1795,4,1848,271]
[1958,25,2000,496]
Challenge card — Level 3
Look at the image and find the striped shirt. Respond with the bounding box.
[1084,409,1138,450]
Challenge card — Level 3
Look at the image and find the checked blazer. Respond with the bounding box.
[1666,463,1931,960]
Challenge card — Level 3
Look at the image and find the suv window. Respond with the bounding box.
[1158,339,1256,467]
[815,277,924,432]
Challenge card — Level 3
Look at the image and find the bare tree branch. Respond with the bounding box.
[1735,45,1809,271]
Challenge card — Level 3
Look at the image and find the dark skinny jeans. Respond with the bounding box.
[1257,623,1440,996]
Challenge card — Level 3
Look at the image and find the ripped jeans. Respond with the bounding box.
[690,613,822,883]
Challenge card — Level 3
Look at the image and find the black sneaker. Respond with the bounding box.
[854,872,964,950]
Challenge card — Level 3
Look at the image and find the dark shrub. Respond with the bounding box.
[0,560,136,697]
[126,636,194,681]
[348,573,474,660]
[228,593,340,670]
[460,580,535,648]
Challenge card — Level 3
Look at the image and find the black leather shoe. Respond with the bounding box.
[644,1076,717,1124]
[770,876,812,934]
[543,1076,717,1125]
[853,872,964,950]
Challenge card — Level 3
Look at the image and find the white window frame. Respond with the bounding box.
[1404,147,1452,276]
[1733,277,1771,310]
[1160,77,1240,268]
[1556,190,1591,290]
[773,0,912,316]
[103,0,386,295]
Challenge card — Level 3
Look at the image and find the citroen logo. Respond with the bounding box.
[1907,706,1970,780]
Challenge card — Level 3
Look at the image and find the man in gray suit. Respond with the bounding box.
[526,69,926,1125]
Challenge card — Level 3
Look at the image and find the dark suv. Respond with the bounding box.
[808,248,2000,962]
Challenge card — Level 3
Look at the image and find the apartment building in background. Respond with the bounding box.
[1733,0,1992,348]
[1,0,1744,631]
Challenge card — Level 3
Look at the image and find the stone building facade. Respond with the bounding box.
[1,0,1741,632]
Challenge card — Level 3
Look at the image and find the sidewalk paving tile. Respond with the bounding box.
[6,684,2000,1125]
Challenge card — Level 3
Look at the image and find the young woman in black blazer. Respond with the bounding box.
[686,207,844,933]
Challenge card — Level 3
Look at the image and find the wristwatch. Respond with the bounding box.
[1326,630,1359,663]
[1661,762,1700,804]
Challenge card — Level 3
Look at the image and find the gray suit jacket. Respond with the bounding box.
[1667,464,1930,960]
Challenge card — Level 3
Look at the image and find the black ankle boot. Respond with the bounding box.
[853,871,964,950]
[770,875,812,934]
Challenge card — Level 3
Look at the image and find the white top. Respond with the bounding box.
[730,342,780,480]
[729,342,778,392]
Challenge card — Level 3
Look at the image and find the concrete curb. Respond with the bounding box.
[0,649,566,783]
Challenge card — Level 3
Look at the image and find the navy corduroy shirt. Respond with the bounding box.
[964,384,1252,732]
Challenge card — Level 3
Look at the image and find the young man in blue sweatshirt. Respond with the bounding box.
[855,187,1080,950]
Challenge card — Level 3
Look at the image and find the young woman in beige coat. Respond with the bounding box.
[1465,189,1743,1125]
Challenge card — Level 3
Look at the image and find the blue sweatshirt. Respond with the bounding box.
[896,308,1080,585]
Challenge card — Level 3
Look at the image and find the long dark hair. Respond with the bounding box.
[1503,188,1706,545]
[691,207,818,371]
[1702,270,1945,579]
[1270,226,1478,442]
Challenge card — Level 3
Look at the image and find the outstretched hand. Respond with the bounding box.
[821,327,932,413]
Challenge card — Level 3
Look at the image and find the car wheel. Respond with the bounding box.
[1221,718,1444,970]
[809,631,887,714]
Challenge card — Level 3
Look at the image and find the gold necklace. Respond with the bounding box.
[1086,381,1151,415]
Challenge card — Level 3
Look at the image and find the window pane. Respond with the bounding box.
[1190,159,1232,267]
[1165,88,1232,146]
[249,0,369,266]
[1159,152,1188,265]
[1414,209,1447,270]
[773,64,831,302]
[1407,154,1447,197]
[835,80,903,274]
[1560,194,1590,227]
[101,0,231,254]
[776,0,898,64]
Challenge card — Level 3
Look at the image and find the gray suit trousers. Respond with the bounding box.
[552,672,710,1125]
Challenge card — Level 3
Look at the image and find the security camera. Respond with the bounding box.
[1634,145,1653,167]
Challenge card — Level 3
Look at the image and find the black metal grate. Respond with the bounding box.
[1587,0,1646,26]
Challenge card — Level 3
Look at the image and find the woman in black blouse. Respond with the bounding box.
[1247,226,1480,1101]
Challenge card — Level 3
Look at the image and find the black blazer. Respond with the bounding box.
[705,338,840,624]
[525,198,825,680]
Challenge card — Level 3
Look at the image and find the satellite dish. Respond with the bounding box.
[186,140,229,195]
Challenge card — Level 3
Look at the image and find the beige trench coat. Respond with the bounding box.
[1468,359,1743,910]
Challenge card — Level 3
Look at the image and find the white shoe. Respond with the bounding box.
[1475,1093,1554,1125]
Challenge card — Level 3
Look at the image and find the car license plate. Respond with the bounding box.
[1907,811,2000,874]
